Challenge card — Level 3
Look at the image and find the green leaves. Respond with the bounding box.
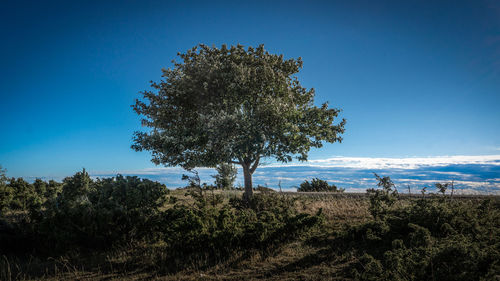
[132,43,345,171]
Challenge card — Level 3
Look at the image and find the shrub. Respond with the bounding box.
[298,178,344,192]
[37,171,169,251]
[366,173,398,219]
[341,174,500,281]
[0,166,13,215]
[156,193,323,272]
[43,179,63,203]
[255,185,276,193]
[8,178,40,211]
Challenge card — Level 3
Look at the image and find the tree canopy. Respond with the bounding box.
[132,44,345,198]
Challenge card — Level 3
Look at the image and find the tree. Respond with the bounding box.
[132,44,345,200]
[213,163,237,190]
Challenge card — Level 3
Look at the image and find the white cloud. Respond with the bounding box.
[263,155,500,170]
[429,171,467,176]
[91,155,500,176]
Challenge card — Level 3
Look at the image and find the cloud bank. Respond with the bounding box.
[88,155,500,195]
[274,155,500,169]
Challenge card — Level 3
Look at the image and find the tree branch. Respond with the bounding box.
[250,155,260,174]
[238,157,247,168]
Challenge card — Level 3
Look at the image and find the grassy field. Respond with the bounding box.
[1,190,366,280]
[2,189,499,281]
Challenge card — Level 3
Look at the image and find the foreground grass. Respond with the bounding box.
[2,191,499,280]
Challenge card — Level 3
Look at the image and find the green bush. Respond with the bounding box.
[2,168,322,273]
[8,178,42,212]
[44,179,63,202]
[342,175,500,281]
[255,185,276,193]
[37,171,169,251]
[158,193,323,272]
[298,178,344,192]
[0,166,13,215]
[366,173,398,219]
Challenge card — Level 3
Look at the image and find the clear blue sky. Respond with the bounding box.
[1,0,499,178]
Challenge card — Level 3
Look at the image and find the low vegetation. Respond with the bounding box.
[298,178,345,192]
[339,174,500,280]
[0,168,498,280]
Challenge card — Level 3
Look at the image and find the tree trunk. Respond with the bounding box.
[242,164,253,201]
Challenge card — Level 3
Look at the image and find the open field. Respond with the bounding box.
[2,191,367,280]
[3,195,364,280]
[2,185,499,281]
[282,191,500,199]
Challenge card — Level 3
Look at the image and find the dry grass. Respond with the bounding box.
[295,196,370,223]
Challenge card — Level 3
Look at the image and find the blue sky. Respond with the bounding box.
[1,0,499,191]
